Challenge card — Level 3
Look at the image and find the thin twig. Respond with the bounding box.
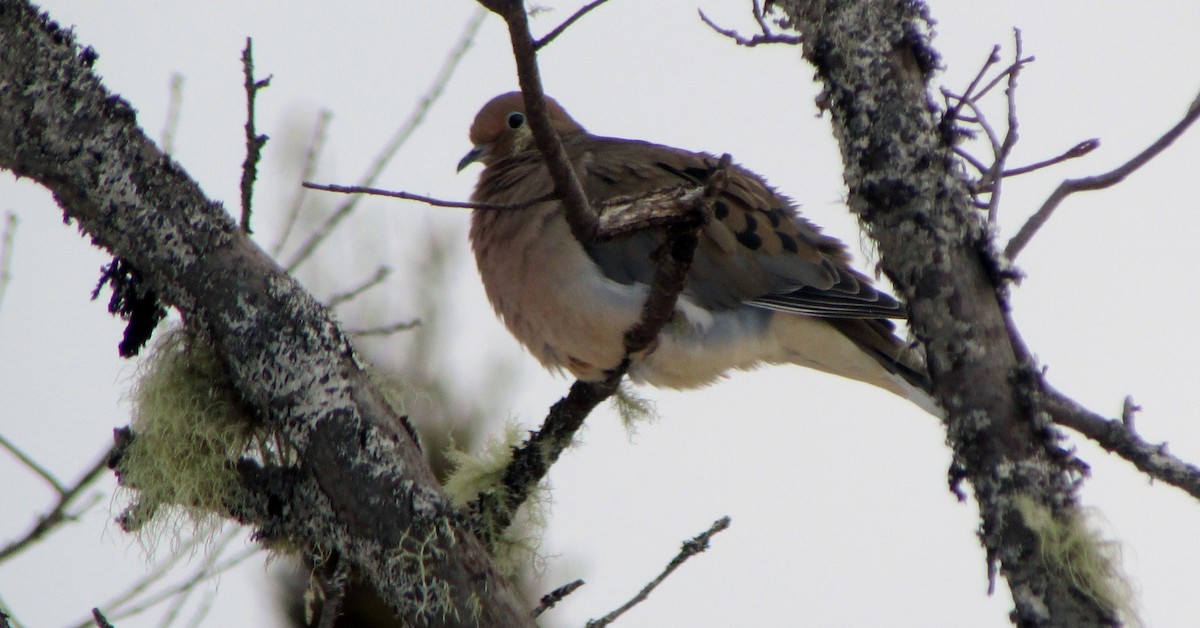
[954,146,990,176]
[90,609,114,628]
[1044,387,1200,501]
[0,211,17,315]
[301,182,550,212]
[0,444,113,562]
[285,8,487,272]
[85,530,259,627]
[1121,395,1141,432]
[239,38,271,235]
[0,432,62,493]
[347,319,421,337]
[531,579,585,618]
[586,517,732,628]
[944,45,1000,126]
[326,265,392,308]
[985,29,1024,224]
[273,109,332,257]
[159,73,184,155]
[999,139,1099,179]
[534,0,612,50]
[697,5,802,47]
[1006,92,1200,260]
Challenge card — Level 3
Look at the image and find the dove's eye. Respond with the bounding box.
[506,112,525,129]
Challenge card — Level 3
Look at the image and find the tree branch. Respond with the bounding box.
[586,516,732,628]
[1006,91,1200,260]
[776,1,1123,624]
[0,3,530,624]
[1045,388,1200,501]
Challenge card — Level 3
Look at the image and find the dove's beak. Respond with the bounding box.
[457,145,485,172]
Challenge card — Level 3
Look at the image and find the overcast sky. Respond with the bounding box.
[2,2,1200,627]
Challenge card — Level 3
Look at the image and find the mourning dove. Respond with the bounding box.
[459,92,938,414]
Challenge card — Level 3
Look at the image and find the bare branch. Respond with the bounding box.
[239,37,271,235]
[983,29,1024,224]
[1006,93,1200,260]
[0,444,113,562]
[346,318,421,337]
[272,109,331,257]
[698,3,802,47]
[586,517,732,628]
[0,211,16,314]
[325,265,392,308]
[90,609,114,628]
[159,73,184,155]
[302,181,551,211]
[531,579,585,618]
[998,139,1099,179]
[284,8,486,272]
[0,431,61,493]
[534,0,613,50]
[1045,387,1200,501]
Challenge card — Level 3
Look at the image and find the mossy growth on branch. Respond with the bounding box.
[442,423,547,579]
[1014,495,1140,627]
[116,324,284,546]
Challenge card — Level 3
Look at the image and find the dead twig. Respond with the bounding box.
[586,517,732,628]
[531,579,585,618]
[302,181,551,212]
[534,0,613,50]
[995,139,1099,180]
[1045,387,1200,501]
[159,73,184,155]
[346,319,421,337]
[0,211,17,314]
[698,0,801,47]
[326,265,392,308]
[273,109,332,257]
[983,29,1025,224]
[0,444,113,562]
[239,38,271,235]
[1006,91,1200,260]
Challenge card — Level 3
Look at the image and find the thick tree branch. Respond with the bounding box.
[775,1,1121,625]
[0,2,529,624]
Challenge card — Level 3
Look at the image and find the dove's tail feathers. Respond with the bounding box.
[770,315,943,417]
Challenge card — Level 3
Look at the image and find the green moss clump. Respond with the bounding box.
[1015,495,1140,626]
[442,423,546,579]
[117,325,276,544]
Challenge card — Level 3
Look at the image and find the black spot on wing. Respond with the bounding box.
[777,232,798,253]
[734,225,763,250]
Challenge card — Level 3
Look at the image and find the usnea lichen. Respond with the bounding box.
[116,325,281,546]
[1014,495,1140,627]
[442,423,547,579]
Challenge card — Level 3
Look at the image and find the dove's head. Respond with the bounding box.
[457,92,584,171]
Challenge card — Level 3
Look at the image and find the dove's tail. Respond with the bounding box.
[771,315,943,417]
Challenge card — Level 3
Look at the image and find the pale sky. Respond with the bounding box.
[2,2,1199,627]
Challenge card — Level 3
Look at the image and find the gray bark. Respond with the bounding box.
[0,2,530,625]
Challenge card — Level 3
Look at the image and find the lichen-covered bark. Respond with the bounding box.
[0,1,530,625]
[774,1,1118,626]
